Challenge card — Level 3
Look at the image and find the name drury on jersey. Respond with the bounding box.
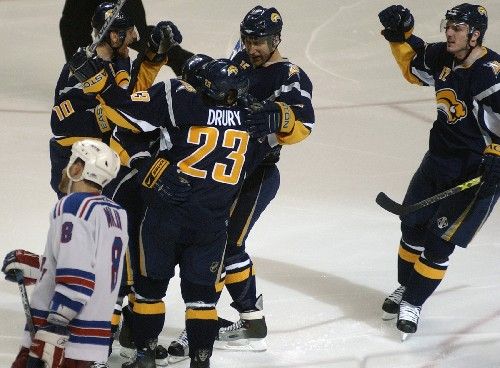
[207,109,241,126]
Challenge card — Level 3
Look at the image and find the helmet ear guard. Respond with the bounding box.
[68,139,120,189]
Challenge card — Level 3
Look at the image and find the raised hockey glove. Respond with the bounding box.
[480,143,500,187]
[378,5,414,42]
[27,325,69,368]
[147,21,183,62]
[68,48,113,94]
[246,100,296,138]
[140,157,192,206]
[2,249,41,285]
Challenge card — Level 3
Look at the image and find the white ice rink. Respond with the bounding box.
[1,1,500,367]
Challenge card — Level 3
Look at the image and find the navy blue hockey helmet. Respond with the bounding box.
[444,3,487,43]
[240,6,283,38]
[91,2,134,34]
[181,54,214,90]
[199,59,249,103]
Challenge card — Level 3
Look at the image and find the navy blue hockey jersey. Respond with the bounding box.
[231,51,315,165]
[98,79,254,229]
[389,36,500,156]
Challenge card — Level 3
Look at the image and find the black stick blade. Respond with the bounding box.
[375,192,406,216]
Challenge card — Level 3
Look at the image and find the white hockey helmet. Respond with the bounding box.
[68,139,120,188]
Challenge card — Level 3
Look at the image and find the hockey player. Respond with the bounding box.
[59,0,151,61]
[68,46,289,366]
[50,2,138,198]
[50,2,178,199]
[162,5,315,356]
[378,3,500,340]
[3,139,126,368]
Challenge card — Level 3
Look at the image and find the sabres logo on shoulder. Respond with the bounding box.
[227,65,239,76]
[288,64,299,78]
[436,88,467,124]
[179,80,196,93]
[485,61,500,76]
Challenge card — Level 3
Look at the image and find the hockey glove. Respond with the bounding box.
[246,100,296,138]
[68,48,112,94]
[237,93,258,108]
[27,325,69,368]
[140,157,191,206]
[147,21,183,62]
[378,5,414,42]
[2,249,41,285]
[480,143,500,187]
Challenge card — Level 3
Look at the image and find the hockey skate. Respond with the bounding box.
[382,285,406,320]
[167,329,189,364]
[118,311,168,366]
[167,318,234,364]
[90,363,110,368]
[397,300,422,341]
[215,295,267,351]
[121,338,158,368]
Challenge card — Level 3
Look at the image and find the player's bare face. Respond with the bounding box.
[111,27,138,58]
[444,22,470,57]
[243,37,272,67]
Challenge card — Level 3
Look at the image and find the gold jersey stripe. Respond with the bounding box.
[276,120,311,145]
[225,266,255,285]
[414,259,446,280]
[133,300,166,315]
[215,279,225,293]
[398,244,420,263]
[186,308,217,321]
[389,41,423,86]
[109,137,131,167]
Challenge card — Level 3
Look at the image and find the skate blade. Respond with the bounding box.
[382,311,397,321]
[214,338,267,352]
[167,355,190,364]
[119,346,135,359]
[400,332,410,342]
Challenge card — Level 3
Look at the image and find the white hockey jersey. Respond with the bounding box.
[22,192,128,362]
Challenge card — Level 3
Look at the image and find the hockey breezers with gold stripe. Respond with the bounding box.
[376,176,481,216]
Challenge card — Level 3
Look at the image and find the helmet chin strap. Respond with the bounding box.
[66,166,84,194]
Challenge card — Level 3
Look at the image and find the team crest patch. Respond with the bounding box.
[436,88,467,124]
[210,261,219,273]
[477,6,487,16]
[227,65,239,76]
[271,12,281,23]
[288,64,299,78]
[485,61,500,76]
[180,80,196,92]
[437,217,448,229]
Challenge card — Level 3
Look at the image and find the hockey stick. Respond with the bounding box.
[376,176,482,216]
[14,270,36,338]
[87,0,128,56]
